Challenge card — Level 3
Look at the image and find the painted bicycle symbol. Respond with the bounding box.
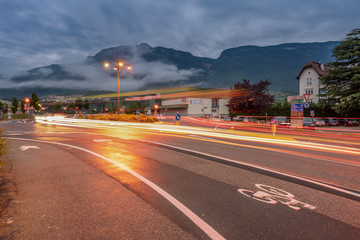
[238,184,316,211]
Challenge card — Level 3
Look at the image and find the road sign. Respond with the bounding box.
[136,110,140,117]
[304,102,310,108]
[310,110,315,117]
[176,113,181,121]
[287,95,303,103]
[303,94,311,102]
[291,103,304,112]
[271,118,278,125]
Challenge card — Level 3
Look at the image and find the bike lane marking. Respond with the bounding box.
[238,184,316,211]
[8,137,225,240]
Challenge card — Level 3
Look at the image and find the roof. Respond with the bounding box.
[296,61,331,79]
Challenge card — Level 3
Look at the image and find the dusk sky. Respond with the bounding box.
[0,0,359,91]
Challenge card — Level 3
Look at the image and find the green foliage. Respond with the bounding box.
[10,113,27,119]
[11,98,19,114]
[270,102,291,116]
[31,92,41,112]
[320,28,360,117]
[227,79,275,116]
[20,99,26,113]
[2,104,8,114]
[75,97,83,109]
[83,99,90,110]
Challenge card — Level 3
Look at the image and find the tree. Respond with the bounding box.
[83,99,90,110]
[2,104,8,114]
[20,99,26,113]
[227,79,275,116]
[31,92,41,112]
[11,98,19,114]
[320,28,360,117]
[75,97,83,109]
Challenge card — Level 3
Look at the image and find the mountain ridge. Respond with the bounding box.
[1,41,339,99]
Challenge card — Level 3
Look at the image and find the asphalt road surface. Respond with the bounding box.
[1,118,359,240]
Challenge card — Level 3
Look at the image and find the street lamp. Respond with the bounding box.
[154,104,158,116]
[24,98,30,118]
[104,61,132,113]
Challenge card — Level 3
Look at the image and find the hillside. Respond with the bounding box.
[1,41,339,99]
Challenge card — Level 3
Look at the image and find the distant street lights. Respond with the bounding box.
[104,61,132,113]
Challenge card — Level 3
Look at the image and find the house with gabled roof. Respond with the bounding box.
[296,61,331,103]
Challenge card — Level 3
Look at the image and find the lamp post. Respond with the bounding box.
[154,104,158,116]
[104,61,132,113]
[24,98,30,118]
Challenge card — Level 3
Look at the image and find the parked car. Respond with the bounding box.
[233,116,244,121]
[272,116,291,127]
[325,117,339,126]
[303,117,315,127]
[345,119,360,127]
[336,118,360,126]
[313,118,326,127]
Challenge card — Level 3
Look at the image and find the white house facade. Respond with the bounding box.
[296,61,331,103]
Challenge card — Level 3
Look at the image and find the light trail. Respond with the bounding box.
[35,117,360,156]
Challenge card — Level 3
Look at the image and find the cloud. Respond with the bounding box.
[1,50,203,92]
[0,0,359,87]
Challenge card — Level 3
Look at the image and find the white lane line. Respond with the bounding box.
[8,137,225,240]
[138,139,360,200]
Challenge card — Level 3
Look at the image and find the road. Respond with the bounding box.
[1,117,359,239]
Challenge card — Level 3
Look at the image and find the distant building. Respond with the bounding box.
[296,61,331,103]
[160,97,229,117]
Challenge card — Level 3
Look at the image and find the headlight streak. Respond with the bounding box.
[25,125,360,198]
[34,118,360,156]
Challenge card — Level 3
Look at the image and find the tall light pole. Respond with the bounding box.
[104,61,132,113]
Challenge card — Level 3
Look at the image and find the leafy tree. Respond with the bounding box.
[67,102,75,110]
[20,99,26,113]
[2,104,8,114]
[270,102,291,116]
[11,98,19,114]
[31,92,41,112]
[75,97,83,109]
[83,99,90,110]
[320,28,360,117]
[227,79,275,116]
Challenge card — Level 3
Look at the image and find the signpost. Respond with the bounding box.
[175,113,181,125]
[290,99,304,128]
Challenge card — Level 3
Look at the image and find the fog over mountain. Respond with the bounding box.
[0,41,338,99]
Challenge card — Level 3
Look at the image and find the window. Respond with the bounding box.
[306,78,312,85]
[212,98,219,107]
[305,88,314,94]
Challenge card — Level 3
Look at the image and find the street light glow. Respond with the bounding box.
[103,60,133,113]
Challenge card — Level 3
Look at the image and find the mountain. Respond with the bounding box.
[207,41,338,90]
[1,41,339,99]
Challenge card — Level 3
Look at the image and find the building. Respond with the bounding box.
[158,97,229,117]
[296,61,331,103]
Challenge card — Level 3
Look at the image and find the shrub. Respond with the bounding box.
[86,113,159,123]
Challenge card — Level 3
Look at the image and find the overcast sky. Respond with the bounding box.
[0,0,359,89]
